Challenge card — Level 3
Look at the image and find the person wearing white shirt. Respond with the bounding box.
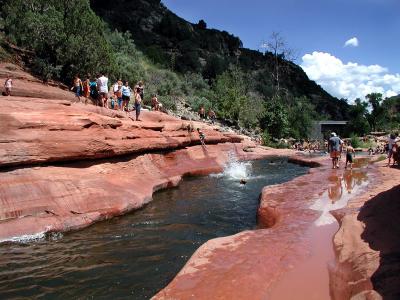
[97,73,109,108]
[4,76,12,96]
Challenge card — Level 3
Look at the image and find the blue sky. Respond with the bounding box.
[162,0,400,100]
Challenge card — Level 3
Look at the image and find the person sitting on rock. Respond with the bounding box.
[151,94,161,111]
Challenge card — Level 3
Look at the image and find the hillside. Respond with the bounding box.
[0,0,351,141]
[90,0,349,120]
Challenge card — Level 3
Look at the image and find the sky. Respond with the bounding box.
[162,0,400,101]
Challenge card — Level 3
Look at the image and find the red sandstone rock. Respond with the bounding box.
[0,63,76,101]
[330,162,400,300]
[0,97,243,168]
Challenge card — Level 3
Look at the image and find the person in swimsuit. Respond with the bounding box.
[345,143,355,169]
[71,75,82,103]
[134,87,142,121]
[197,128,206,146]
[82,76,90,104]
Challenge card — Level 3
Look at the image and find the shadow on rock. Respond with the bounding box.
[358,185,400,299]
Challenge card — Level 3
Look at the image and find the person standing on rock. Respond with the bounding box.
[71,75,83,103]
[208,109,216,124]
[134,87,142,121]
[135,81,144,102]
[89,77,98,104]
[4,76,13,96]
[121,81,132,113]
[97,72,109,108]
[387,133,398,167]
[197,128,206,146]
[82,76,90,104]
[345,142,355,169]
[328,132,342,169]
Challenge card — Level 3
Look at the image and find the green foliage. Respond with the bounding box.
[261,130,271,146]
[159,95,177,111]
[366,93,385,131]
[3,0,115,81]
[238,92,265,129]
[287,96,316,138]
[186,96,212,112]
[261,99,289,139]
[350,134,361,149]
[212,66,247,120]
[347,98,371,136]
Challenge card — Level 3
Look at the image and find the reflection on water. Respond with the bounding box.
[311,158,369,226]
[0,159,308,300]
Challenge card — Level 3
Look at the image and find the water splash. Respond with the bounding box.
[223,160,252,180]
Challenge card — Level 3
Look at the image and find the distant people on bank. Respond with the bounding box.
[208,109,216,124]
[345,143,355,169]
[328,132,342,169]
[121,81,132,113]
[387,133,398,167]
[3,76,13,96]
[134,87,142,121]
[197,128,206,146]
[71,75,83,103]
[198,106,206,120]
[97,72,109,108]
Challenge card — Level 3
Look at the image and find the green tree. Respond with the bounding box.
[287,97,316,138]
[212,66,247,121]
[346,98,370,135]
[260,99,289,138]
[3,0,115,81]
[366,93,384,131]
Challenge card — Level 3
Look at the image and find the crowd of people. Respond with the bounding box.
[71,74,163,121]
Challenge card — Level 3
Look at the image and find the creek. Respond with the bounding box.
[0,158,308,299]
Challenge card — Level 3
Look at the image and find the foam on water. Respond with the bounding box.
[0,232,46,244]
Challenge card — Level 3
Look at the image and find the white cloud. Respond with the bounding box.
[344,37,359,47]
[301,51,400,102]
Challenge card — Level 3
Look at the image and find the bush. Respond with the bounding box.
[160,95,177,111]
[350,134,361,148]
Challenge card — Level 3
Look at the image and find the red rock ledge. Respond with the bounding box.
[329,160,400,300]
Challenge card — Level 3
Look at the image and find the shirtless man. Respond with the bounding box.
[345,143,355,169]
